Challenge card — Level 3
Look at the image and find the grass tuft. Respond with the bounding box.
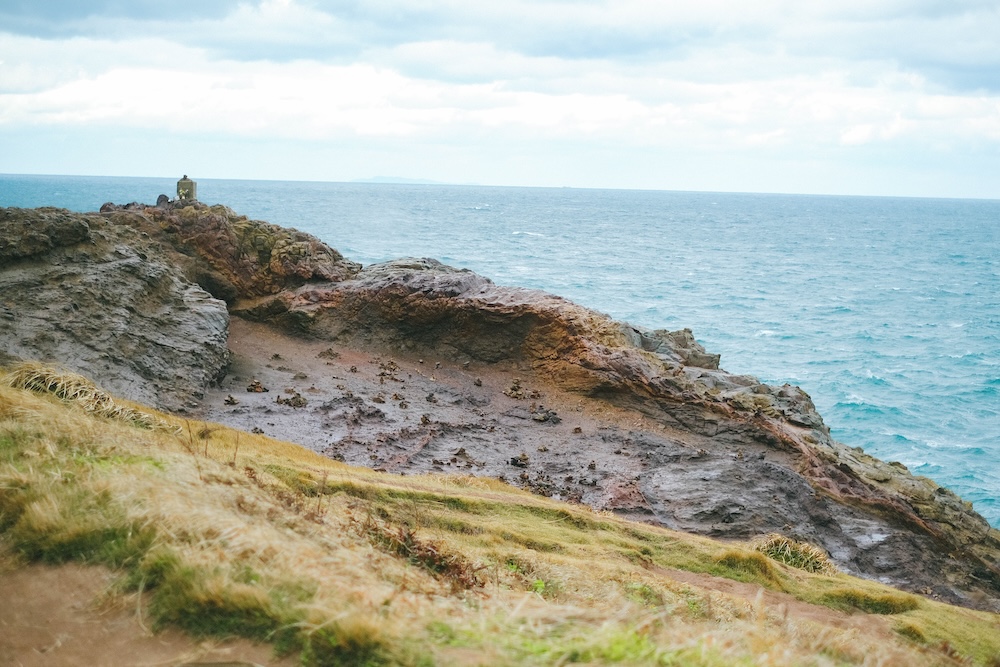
[301,617,395,667]
[150,566,290,641]
[822,587,920,614]
[2,361,175,431]
[713,550,781,587]
[347,506,485,591]
[894,622,927,643]
[3,480,154,568]
[751,533,837,574]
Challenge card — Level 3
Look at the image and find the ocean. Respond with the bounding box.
[3,173,999,527]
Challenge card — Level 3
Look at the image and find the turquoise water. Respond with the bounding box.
[3,174,999,526]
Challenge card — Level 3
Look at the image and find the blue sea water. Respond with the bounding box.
[3,173,999,527]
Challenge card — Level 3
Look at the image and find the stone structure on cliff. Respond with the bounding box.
[1,200,998,611]
[176,175,197,201]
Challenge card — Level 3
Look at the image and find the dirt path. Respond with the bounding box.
[0,563,294,667]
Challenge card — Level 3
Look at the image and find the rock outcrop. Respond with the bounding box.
[98,200,360,301]
[0,207,230,411]
[2,202,998,611]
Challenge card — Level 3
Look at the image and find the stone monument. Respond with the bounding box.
[176,175,197,200]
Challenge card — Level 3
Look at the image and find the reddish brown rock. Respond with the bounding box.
[101,200,360,301]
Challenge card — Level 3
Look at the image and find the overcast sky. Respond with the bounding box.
[2,0,999,198]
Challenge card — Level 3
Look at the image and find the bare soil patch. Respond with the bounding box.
[0,562,294,667]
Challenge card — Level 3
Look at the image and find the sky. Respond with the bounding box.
[1,1,999,198]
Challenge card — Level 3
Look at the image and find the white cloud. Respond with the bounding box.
[1,0,1000,196]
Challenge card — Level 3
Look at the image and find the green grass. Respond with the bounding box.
[822,587,921,615]
[712,550,783,588]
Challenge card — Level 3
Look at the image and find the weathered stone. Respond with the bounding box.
[0,207,229,411]
[0,208,91,260]
[230,253,1000,609]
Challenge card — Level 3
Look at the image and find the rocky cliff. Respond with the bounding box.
[0,207,229,410]
[2,201,998,611]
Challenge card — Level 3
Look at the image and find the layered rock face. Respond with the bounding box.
[2,202,999,610]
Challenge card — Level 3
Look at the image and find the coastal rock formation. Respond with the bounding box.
[2,202,998,611]
[0,207,230,410]
[99,200,360,301]
[232,255,1000,609]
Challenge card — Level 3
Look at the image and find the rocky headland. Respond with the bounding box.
[2,200,998,612]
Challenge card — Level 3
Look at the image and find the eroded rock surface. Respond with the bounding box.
[99,200,360,301]
[0,207,229,410]
[3,203,999,611]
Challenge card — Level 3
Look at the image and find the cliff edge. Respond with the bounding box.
[2,201,998,611]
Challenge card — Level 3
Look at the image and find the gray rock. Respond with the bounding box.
[0,208,230,411]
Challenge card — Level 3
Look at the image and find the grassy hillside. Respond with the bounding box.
[2,363,999,666]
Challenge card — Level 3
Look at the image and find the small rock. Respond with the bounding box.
[224,394,240,405]
[504,378,526,399]
[510,453,530,468]
[246,380,269,393]
[474,378,483,387]
[276,392,308,408]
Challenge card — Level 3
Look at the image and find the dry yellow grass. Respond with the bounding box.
[2,364,1000,666]
[2,361,177,431]
[751,533,837,575]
